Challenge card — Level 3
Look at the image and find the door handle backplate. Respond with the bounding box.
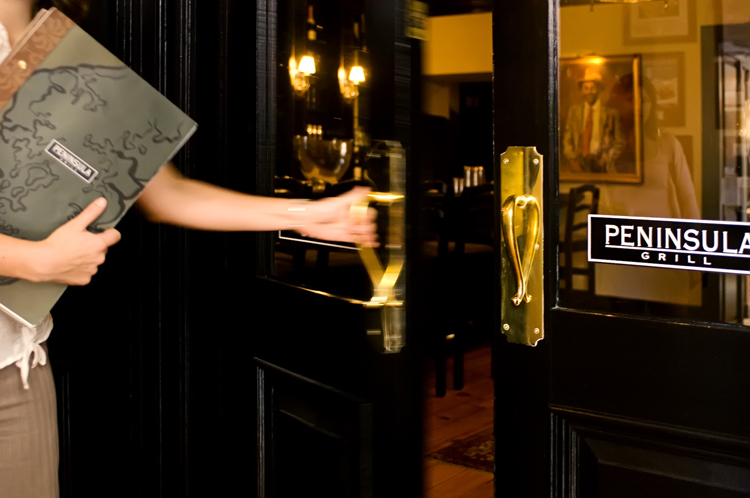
[500,147,544,346]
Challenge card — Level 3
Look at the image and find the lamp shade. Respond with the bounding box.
[349,65,365,84]
[298,55,316,75]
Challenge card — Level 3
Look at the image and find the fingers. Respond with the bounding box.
[69,265,99,286]
[341,186,371,204]
[35,198,122,285]
[97,228,122,248]
[68,197,107,230]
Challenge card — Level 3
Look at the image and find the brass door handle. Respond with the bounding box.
[499,146,544,346]
[352,191,405,353]
[501,194,541,306]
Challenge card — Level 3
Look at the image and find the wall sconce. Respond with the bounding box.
[289,55,316,96]
[339,65,365,101]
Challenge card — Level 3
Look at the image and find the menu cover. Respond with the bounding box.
[0,8,197,328]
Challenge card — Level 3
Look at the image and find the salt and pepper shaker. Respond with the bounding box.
[453,177,465,194]
[462,166,486,188]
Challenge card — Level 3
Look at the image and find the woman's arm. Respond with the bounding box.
[136,163,376,245]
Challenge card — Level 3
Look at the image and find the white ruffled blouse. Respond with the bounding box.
[0,21,54,389]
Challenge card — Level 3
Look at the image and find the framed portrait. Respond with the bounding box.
[624,0,696,45]
[559,55,642,184]
[642,52,685,127]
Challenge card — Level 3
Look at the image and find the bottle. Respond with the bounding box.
[360,14,367,52]
[307,5,316,41]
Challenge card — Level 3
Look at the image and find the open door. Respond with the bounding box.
[494,0,750,496]
[252,0,423,496]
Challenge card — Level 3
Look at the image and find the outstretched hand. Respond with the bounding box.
[297,187,378,246]
[34,198,122,285]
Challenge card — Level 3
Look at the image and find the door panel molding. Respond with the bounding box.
[550,308,750,438]
[256,359,373,498]
[552,406,750,497]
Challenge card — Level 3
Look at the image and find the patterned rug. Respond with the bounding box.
[430,428,494,473]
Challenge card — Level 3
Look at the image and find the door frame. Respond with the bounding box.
[253,1,425,496]
[492,1,557,495]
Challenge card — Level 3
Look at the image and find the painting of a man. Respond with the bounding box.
[562,67,626,174]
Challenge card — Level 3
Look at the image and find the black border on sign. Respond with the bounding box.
[588,214,750,276]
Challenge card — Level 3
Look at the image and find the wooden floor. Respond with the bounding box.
[424,344,494,498]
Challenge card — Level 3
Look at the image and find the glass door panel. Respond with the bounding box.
[268,0,406,310]
[559,0,750,325]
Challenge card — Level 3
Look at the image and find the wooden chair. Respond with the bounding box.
[430,183,494,396]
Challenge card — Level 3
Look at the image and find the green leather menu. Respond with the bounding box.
[0,8,197,327]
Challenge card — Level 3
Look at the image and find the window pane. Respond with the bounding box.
[559,0,750,325]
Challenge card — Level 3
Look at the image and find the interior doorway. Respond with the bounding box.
[419,8,495,497]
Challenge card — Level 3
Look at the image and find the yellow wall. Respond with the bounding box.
[423,80,451,119]
[423,13,492,77]
[422,13,492,118]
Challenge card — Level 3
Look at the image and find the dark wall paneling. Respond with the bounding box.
[218,1,258,494]
[255,0,278,277]
[256,359,373,498]
[52,364,73,498]
[47,1,258,496]
[551,407,750,498]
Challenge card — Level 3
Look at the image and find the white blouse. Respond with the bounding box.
[0,21,54,390]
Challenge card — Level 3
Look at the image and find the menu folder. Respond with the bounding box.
[0,8,197,328]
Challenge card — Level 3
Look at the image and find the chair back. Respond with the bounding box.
[561,184,599,300]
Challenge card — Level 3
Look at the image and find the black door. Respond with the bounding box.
[252,1,423,497]
[493,0,750,496]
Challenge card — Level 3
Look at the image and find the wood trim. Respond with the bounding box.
[256,364,267,498]
[551,406,750,497]
[53,362,73,498]
[255,0,276,276]
[551,405,750,457]
[492,0,556,497]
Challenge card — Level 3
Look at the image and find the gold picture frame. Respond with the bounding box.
[559,55,642,184]
[624,0,696,45]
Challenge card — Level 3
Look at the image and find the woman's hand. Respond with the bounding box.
[32,198,122,285]
[296,187,379,246]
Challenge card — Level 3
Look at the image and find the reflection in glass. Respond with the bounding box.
[559,0,750,325]
[272,0,407,307]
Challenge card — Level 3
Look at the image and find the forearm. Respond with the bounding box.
[0,235,46,281]
[137,164,316,232]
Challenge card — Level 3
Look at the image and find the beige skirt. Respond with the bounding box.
[0,353,59,498]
